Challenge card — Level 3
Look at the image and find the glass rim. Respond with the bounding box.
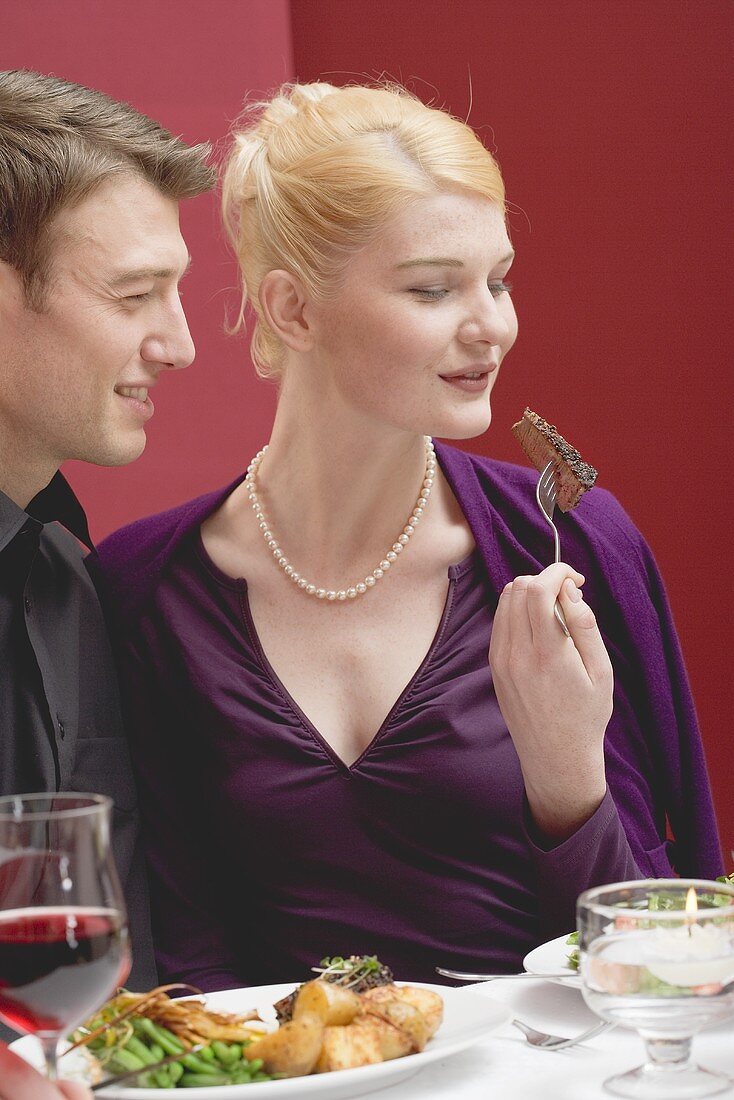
[578,877,734,920]
[0,792,112,822]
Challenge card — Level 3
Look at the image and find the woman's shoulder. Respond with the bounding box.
[437,442,645,551]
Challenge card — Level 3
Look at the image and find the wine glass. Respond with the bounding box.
[578,878,734,1099]
[0,793,131,1079]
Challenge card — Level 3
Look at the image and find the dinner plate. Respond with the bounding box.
[11,981,511,1099]
[522,933,581,987]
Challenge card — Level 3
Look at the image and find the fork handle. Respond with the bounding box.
[554,600,570,636]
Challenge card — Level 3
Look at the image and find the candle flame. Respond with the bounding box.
[685,887,698,935]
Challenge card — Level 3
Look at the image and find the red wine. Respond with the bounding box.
[0,907,130,1034]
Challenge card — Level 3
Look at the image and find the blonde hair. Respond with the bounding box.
[222,82,505,379]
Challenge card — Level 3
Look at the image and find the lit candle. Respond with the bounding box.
[592,887,734,990]
[644,889,734,987]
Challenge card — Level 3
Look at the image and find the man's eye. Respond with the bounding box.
[488,280,513,297]
[410,288,448,301]
[125,292,153,303]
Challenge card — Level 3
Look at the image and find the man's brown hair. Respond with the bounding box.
[0,69,216,306]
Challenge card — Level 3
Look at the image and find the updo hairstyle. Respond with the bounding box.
[222,82,505,379]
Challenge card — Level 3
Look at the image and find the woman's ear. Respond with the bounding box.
[259,270,314,352]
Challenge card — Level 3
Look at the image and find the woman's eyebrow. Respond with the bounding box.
[395,250,515,270]
[395,257,464,269]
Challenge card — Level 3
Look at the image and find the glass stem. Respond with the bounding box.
[39,1034,60,1080]
[643,1036,693,1068]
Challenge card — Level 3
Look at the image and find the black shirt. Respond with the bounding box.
[0,473,156,993]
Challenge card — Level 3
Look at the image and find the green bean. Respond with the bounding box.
[124,1035,158,1065]
[107,1048,146,1073]
[135,1017,184,1055]
[247,1057,264,1073]
[180,1052,223,1075]
[168,1061,184,1084]
[179,1072,231,1087]
[152,1068,175,1088]
[198,1044,216,1062]
[212,1040,239,1065]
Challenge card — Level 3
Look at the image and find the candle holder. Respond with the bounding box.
[577,879,734,1098]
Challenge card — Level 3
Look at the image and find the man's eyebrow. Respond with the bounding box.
[108,255,192,287]
[395,250,515,270]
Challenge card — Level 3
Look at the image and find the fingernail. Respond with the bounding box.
[565,579,582,602]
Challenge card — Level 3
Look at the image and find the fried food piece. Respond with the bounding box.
[358,988,430,1052]
[244,1011,324,1077]
[385,985,444,1039]
[512,408,597,511]
[356,1013,413,1061]
[314,1021,383,1072]
[292,979,361,1026]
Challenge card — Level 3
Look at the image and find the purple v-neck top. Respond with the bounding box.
[96,446,722,989]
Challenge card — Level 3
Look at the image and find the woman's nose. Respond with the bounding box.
[458,291,513,346]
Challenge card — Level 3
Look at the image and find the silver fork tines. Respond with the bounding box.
[536,460,570,637]
[512,1018,612,1051]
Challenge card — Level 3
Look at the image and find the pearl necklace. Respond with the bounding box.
[244,436,436,600]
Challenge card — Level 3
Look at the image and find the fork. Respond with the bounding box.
[536,459,570,637]
[436,966,574,981]
[511,1017,612,1050]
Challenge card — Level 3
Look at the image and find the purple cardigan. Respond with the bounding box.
[95,445,722,981]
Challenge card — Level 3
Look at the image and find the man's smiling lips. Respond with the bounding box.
[114,383,155,420]
[439,364,498,393]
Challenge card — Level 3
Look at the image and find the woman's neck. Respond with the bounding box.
[247,388,434,581]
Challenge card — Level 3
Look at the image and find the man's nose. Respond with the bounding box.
[141,296,196,370]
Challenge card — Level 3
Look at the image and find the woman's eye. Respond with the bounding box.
[410,288,448,301]
[488,280,513,297]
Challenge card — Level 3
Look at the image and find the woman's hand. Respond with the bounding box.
[488,563,614,841]
[0,1043,91,1100]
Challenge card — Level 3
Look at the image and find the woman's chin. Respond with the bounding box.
[429,405,492,442]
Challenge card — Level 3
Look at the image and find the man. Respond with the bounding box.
[0,69,215,992]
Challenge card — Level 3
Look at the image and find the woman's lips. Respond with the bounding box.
[440,371,490,393]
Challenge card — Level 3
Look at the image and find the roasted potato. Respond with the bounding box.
[292,979,361,1025]
[388,986,444,1038]
[356,1013,413,1061]
[314,1021,383,1073]
[244,1010,324,1077]
[358,995,429,1052]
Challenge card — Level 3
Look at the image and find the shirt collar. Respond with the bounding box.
[0,472,94,554]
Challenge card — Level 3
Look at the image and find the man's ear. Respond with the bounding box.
[259,269,314,353]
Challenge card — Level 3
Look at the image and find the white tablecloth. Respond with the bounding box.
[381,978,734,1099]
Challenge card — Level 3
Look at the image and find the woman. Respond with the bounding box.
[97,82,721,989]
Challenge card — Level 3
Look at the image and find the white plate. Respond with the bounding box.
[11,981,510,1099]
[523,933,581,987]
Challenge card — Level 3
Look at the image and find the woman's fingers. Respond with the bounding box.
[558,578,614,687]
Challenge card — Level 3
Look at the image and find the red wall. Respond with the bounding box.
[290,0,733,860]
[4,2,731,859]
